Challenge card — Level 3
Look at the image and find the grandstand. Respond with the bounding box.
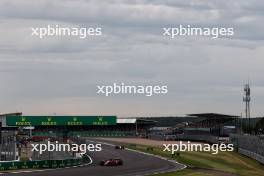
[144,113,240,143]
[143,113,239,136]
[32,118,156,138]
[184,113,239,136]
[0,114,156,138]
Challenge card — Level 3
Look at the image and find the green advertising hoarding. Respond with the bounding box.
[6,116,116,126]
[0,159,84,171]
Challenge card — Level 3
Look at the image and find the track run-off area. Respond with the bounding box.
[1,138,186,176]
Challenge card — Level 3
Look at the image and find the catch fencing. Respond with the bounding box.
[230,134,264,164]
[148,134,219,143]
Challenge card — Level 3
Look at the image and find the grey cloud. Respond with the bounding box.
[0,0,263,116]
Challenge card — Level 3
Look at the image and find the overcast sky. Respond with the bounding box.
[0,0,264,117]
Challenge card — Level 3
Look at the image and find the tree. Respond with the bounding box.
[255,118,264,135]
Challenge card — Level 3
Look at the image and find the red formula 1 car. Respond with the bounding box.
[100,158,123,166]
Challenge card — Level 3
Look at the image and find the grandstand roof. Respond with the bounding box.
[117,118,156,125]
[0,112,22,117]
[117,118,137,124]
[187,113,239,119]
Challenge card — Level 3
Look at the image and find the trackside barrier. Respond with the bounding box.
[230,134,264,164]
[148,134,219,143]
[0,158,84,171]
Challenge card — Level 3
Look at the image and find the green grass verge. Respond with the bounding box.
[151,168,214,176]
[126,144,264,176]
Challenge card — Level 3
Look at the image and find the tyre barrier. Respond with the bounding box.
[0,158,84,171]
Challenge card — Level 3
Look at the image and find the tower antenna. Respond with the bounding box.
[243,83,251,132]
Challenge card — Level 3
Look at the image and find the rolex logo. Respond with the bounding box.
[47,117,52,122]
[21,117,26,122]
[98,117,103,121]
[73,117,77,121]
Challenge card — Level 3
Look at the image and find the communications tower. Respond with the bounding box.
[243,84,251,131]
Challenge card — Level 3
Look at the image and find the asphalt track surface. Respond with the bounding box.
[3,139,185,176]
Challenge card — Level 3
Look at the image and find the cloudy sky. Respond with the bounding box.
[0,0,264,117]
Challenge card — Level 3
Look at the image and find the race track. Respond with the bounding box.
[3,139,185,176]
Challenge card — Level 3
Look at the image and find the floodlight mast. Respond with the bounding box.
[243,84,251,132]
